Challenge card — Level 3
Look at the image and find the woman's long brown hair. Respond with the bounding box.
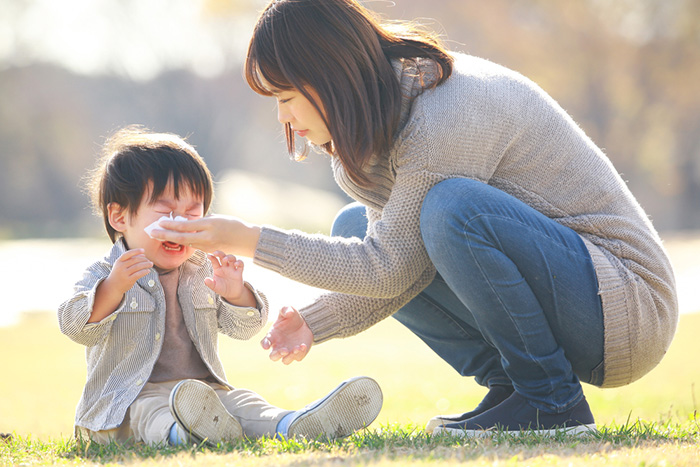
[245,0,453,187]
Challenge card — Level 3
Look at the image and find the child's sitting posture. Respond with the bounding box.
[58,126,382,445]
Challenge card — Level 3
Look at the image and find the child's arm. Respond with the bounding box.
[89,249,153,323]
[205,251,257,308]
[203,251,268,340]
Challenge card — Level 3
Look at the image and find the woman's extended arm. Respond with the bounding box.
[151,215,262,258]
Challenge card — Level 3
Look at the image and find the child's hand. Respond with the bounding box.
[89,249,152,323]
[205,251,254,306]
[107,249,153,295]
[261,306,313,364]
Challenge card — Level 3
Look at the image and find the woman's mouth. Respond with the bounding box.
[162,241,184,252]
[296,129,308,137]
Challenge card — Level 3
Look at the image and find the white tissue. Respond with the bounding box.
[144,212,188,239]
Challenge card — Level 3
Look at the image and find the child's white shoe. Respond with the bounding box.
[169,379,243,445]
[286,376,383,440]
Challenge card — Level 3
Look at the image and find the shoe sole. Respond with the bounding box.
[169,379,242,445]
[287,376,383,440]
[433,423,597,438]
[425,416,462,434]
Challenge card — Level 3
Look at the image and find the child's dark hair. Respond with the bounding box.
[244,0,453,187]
[87,126,214,243]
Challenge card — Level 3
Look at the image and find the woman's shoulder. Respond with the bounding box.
[449,52,529,83]
[397,53,528,129]
[406,51,562,133]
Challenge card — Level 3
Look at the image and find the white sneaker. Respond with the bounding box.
[287,376,383,440]
[169,379,243,445]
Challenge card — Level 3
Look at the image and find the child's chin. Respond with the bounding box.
[154,255,190,271]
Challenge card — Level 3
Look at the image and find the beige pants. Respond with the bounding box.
[77,380,291,445]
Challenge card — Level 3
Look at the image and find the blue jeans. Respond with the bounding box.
[331,178,604,413]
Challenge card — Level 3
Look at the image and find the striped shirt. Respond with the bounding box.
[58,238,268,431]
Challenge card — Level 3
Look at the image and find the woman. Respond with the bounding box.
[153,0,677,436]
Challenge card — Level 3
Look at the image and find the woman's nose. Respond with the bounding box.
[277,105,291,124]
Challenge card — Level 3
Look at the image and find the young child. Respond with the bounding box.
[58,126,382,446]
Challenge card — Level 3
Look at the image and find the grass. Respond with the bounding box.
[1,301,699,465]
[2,421,699,466]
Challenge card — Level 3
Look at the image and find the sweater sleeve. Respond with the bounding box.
[299,265,435,343]
[254,166,442,299]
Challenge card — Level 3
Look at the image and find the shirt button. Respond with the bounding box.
[110,315,117,321]
[246,310,255,317]
[207,295,214,305]
[136,379,143,386]
[130,299,138,309]
[155,333,161,341]
[148,279,155,287]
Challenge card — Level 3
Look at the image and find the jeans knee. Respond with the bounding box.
[331,202,367,239]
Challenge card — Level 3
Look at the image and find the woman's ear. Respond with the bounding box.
[107,203,129,233]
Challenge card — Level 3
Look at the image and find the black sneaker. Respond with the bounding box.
[433,392,596,437]
[425,385,514,433]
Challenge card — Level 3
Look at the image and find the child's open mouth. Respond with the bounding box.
[162,241,184,252]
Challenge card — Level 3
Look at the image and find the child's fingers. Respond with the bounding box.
[220,255,241,269]
[117,256,152,278]
[207,253,222,268]
[131,267,152,282]
[123,261,153,281]
[120,248,146,260]
[119,250,148,263]
[208,251,241,267]
[117,254,151,270]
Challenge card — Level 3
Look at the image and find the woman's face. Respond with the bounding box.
[275,87,331,146]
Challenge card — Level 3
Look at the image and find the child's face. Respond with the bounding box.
[113,180,204,271]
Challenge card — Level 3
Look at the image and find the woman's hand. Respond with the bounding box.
[261,306,313,364]
[150,215,262,257]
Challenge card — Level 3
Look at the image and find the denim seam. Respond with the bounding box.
[461,213,575,405]
[412,292,482,341]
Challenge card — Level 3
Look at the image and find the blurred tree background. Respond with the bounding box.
[1,0,699,238]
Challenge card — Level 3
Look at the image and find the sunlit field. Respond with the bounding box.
[1,310,699,466]
[1,284,698,440]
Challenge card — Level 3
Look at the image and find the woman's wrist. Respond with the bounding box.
[212,216,261,257]
[240,223,261,258]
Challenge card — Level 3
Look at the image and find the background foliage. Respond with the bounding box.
[1,0,699,238]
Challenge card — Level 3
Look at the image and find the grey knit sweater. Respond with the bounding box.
[254,52,678,388]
